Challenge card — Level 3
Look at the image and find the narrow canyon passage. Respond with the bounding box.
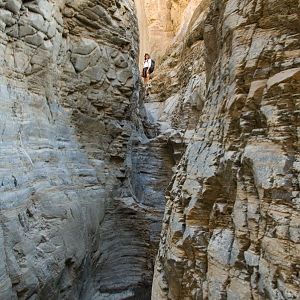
[0,0,299,300]
[0,0,185,299]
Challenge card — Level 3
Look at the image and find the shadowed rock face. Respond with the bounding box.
[152,0,300,299]
[0,0,172,299]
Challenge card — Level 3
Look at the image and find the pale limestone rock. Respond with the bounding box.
[267,68,300,90]
[24,12,46,32]
[72,38,98,55]
[19,25,36,38]
[23,31,44,46]
[24,0,54,21]
[0,9,14,26]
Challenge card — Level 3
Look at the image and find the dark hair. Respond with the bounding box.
[144,53,150,60]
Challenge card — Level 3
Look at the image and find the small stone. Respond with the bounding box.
[6,0,22,14]
[24,32,44,47]
[19,25,36,38]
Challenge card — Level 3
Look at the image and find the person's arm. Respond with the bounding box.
[147,59,151,73]
[142,60,146,76]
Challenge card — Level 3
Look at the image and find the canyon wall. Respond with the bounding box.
[152,0,300,299]
[134,0,203,64]
[1,0,299,299]
[0,0,166,299]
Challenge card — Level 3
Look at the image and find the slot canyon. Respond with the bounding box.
[0,0,299,299]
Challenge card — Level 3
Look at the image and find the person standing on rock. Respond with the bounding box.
[142,53,154,85]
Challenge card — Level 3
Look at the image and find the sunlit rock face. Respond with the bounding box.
[134,0,204,64]
[152,0,300,299]
[147,0,210,136]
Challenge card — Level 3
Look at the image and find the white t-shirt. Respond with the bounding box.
[144,59,152,69]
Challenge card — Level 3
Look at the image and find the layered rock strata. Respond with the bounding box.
[153,0,300,299]
[145,0,210,157]
[0,0,168,299]
[1,0,299,299]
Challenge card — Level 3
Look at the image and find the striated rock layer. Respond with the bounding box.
[153,0,300,299]
[0,0,170,299]
[147,0,210,137]
[1,0,299,299]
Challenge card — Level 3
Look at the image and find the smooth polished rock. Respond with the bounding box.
[0,0,160,299]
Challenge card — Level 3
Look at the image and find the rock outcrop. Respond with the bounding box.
[135,0,203,64]
[152,0,300,299]
[142,0,210,175]
[1,0,299,299]
[0,0,167,299]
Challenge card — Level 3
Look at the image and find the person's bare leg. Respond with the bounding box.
[145,72,151,95]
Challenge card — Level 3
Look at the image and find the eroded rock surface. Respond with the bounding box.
[152,0,300,299]
[144,0,210,162]
[0,0,167,299]
[134,0,204,63]
[1,0,299,299]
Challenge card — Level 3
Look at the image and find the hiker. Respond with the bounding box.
[142,53,155,85]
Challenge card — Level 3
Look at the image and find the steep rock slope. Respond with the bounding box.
[145,0,210,156]
[134,0,202,63]
[153,0,300,299]
[0,0,164,299]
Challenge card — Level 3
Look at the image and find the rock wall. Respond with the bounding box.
[1,0,299,299]
[152,0,300,299]
[144,0,210,156]
[0,0,165,299]
[134,0,203,64]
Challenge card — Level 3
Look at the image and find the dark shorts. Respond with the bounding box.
[142,67,149,78]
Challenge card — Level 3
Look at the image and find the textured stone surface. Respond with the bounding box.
[144,0,210,152]
[135,0,203,63]
[1,0,300,299]
[0,0,168,299]
[152,0,300,299]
